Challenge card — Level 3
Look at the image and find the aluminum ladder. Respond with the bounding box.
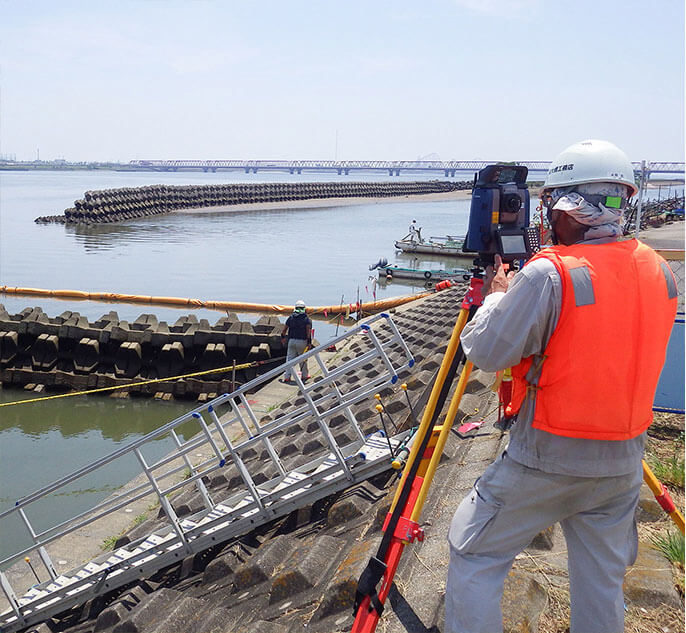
[0,313,415,633]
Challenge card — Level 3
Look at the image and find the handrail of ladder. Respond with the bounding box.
[0,313,413,577]
[1,313,397,519]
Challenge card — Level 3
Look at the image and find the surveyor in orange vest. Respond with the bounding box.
[445,140,678,633]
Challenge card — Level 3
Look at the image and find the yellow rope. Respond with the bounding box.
[0,358,282,408]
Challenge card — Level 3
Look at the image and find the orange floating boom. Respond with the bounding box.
[0,285,434,316]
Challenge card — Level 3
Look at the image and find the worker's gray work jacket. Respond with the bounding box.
[460,237,645,477]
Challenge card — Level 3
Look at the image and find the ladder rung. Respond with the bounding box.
[202,504,232,522]
[271,472,310,500]
[76,562,105,578]
[360,435,399,460]
[231,497,252,512]
[19,588,47,606]
[274,472,308,488]
[139,533,170,550]
[45,575,78,593]
[106,549,136,566]
[312,455,339,474]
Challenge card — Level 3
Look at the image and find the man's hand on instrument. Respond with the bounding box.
[484,254,515,295]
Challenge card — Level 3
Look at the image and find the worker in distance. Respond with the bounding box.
[445,140,678,633]
[280,299,313,384]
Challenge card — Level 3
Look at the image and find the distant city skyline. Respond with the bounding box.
[1,0,684,163]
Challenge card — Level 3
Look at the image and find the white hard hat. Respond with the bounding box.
[543,139,638,197]
[295,299,306,308]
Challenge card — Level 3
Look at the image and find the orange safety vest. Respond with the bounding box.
[505,239,678,440]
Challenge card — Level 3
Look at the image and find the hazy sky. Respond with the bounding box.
[1,0,683,163]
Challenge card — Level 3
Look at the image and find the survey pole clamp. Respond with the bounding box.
[381,514,425,544]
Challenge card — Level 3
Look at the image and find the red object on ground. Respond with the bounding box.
[457,420,484,435]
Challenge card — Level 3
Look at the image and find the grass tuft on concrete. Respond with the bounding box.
[647,452,685,489]
[651,529,685,567]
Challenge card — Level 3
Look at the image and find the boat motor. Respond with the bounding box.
[369,257,389,271]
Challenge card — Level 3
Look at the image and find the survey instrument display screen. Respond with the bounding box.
[499,233,527,255]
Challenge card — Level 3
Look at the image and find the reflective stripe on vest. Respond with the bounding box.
[568,266,595,306]
[506,240,678,441]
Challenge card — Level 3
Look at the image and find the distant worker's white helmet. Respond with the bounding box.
[543,139,638,197]
[295,300,306,309]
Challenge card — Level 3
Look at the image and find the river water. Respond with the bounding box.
[0,168,476,562]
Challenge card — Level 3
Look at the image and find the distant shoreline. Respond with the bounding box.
[0,164,123,172]
[172,190,471,215]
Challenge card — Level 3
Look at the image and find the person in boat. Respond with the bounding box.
[408,219,422,244]
[445,140,678,633]
[280,300,312,384]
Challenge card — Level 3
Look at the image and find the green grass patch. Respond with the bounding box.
[651,529,685,567]
[647,453,685,489]
[101,535,118,551]
[101,512,148,550]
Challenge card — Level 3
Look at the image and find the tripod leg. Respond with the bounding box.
[388,306,471,512]
[410,360,474,522]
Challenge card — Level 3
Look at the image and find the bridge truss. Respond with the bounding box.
[128,159,685,177]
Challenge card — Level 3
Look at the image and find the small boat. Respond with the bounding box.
[394,234,471,257]
[378,264,468,282]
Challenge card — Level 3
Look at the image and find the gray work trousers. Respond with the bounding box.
[283,339,309,380]
[445,452,641,633]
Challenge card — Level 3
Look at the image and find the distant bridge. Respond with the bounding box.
[128,159,685,178]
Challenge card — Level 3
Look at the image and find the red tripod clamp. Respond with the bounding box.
[655,483,677,514]
[381,513,425,543]
[461,275,484,310]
